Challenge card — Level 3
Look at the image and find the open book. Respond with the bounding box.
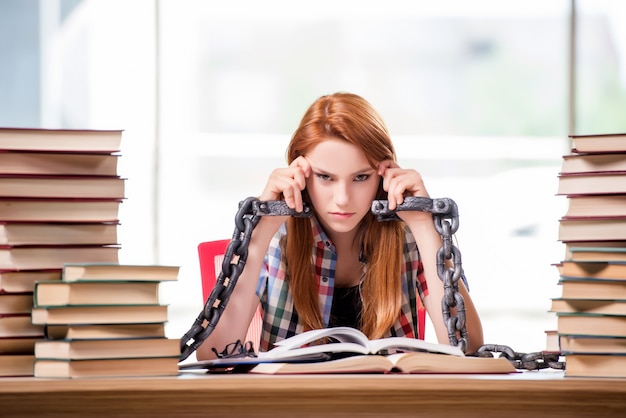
[251,351,517,374]
[257,326,465,360]
[179,327,516,374]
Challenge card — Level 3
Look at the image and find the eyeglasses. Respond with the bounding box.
[212,339,257,359]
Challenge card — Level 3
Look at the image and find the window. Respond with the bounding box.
[575,0,626,134]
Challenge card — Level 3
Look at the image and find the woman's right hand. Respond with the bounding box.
[260,156,311,213]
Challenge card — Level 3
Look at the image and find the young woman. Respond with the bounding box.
[196,92,483,359]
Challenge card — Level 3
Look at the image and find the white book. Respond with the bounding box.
[258,326,464,360]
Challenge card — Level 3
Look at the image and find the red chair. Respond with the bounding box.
[417,296,426,340]
[198,240,263,352]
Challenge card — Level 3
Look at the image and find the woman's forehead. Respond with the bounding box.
[306,138,375,174]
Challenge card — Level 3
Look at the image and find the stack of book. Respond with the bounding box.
[0,128,125,376]
[553,132,626,378]
[32,263,181,378]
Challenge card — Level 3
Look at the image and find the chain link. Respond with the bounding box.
[476,344,566,370]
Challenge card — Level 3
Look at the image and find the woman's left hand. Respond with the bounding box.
[378,160,432,222]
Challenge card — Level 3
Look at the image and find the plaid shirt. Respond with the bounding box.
[256,216,428,351]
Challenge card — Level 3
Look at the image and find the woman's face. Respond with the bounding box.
[304,138,380,237]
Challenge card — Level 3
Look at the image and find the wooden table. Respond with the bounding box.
[1,371,625,417]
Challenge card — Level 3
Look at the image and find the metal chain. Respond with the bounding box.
[475,345,566,371]
[372,197,468,353]
[180,195,566,372]
[179,197,312,361]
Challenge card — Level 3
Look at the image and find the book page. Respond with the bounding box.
[258,341,370,360]
[250,355,394,374]
[367,336,464,357]
[387,352,517,374]
[269,327,369,352]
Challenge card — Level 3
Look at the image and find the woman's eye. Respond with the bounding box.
[355,174,370,182]
[315,173,331,181]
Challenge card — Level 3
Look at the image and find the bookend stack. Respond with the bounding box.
[553,132,626,378]
[0,128,126,376]
[0,127,180,378]
[32,264,180,378]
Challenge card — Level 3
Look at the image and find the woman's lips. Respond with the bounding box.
[329,212,354,219]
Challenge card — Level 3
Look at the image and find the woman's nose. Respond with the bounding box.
[334,182,350,206]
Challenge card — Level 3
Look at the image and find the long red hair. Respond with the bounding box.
[284,92,405,339]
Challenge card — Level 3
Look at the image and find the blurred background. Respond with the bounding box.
[1,0,625,359]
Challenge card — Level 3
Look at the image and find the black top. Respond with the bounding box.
[329,285,362,329]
